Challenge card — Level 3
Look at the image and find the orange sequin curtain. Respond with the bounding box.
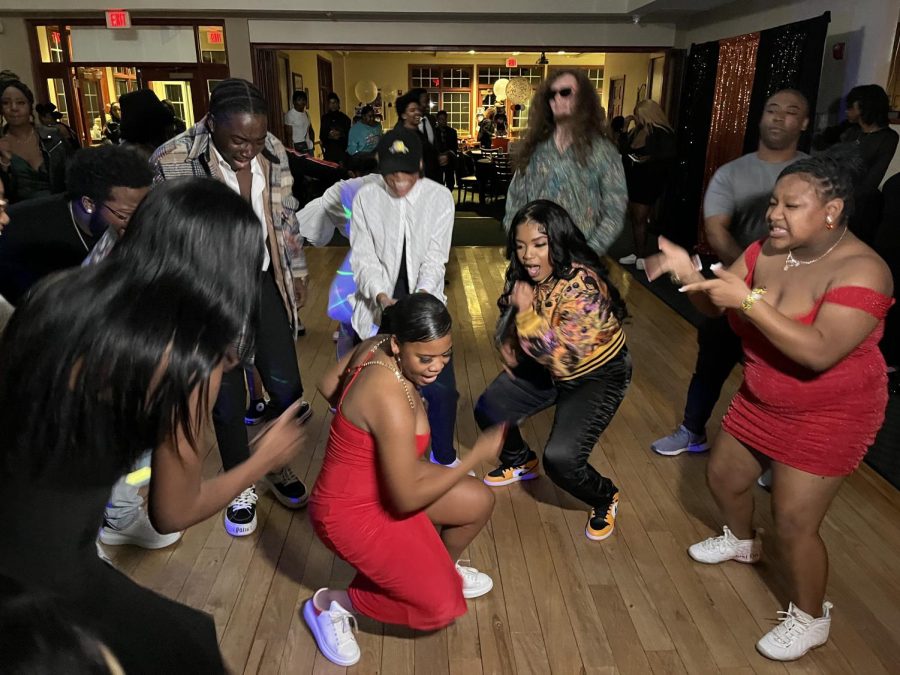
[697,33,760,251]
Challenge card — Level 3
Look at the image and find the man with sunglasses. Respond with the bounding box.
[503,69,627,257]
[0,144,152,305]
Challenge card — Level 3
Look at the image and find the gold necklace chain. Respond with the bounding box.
[357,336,416,409]
[784,227,847,271]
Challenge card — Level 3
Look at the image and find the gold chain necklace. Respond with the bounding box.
[783,227,847,271]
[357,336,416,409]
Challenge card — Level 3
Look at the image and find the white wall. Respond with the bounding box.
[677,0,900,122]
[225,18,253,81]
[249,19,676,49]
[0,17,36,91]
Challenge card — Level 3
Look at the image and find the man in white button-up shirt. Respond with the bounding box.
[349,127,461,466]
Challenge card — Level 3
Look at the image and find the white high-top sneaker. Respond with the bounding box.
[688,526,761,564]
[456,560,494,599]
[756,602,833,661]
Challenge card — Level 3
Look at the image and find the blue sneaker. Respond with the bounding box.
[651,425,709,456]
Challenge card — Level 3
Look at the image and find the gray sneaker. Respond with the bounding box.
[651,425,709,456]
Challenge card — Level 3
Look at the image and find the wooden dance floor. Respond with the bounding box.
[106,246,900,674]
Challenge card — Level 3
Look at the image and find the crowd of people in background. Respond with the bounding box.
[0,64,897,673]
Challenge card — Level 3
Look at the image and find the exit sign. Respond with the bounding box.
[207,30,223,44]
[506,57,518,68]
[105,9,131,29]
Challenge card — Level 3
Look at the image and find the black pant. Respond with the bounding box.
[212,268,303,471]
[682,315,744,436]
[439,162,456,191]
[474,350,631,510]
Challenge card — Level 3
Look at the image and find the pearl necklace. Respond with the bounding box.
[783,227,847,271]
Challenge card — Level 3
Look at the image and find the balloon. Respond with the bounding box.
[354,80,378,104]
[505,77,532,104]
[493,78,509,101]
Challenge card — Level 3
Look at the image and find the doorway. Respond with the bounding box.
[608,76,625,118]
[317,56,334,117]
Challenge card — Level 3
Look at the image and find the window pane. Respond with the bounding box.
[441,92,470,134]
[442,67,471,89]
[36,25,67,63]
[46,78,70,126]
[198,26,227,65]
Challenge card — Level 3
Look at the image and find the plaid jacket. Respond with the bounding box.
[150,119,305,358]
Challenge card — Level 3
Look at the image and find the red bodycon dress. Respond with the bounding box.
[723,240,894,476]
[309,363,466,630]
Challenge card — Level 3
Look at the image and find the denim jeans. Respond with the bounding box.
[474,349,632,510]
[213,268,303,471]
[682,315,743,436]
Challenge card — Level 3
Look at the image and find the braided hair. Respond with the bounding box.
[208,78,268,120]
[779,153,859,223]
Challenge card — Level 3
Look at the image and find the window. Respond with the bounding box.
[410,65,473,135]
[477,66,542,86]
[115,79,137,99]
[441,92,470,133]
[586,67,604,92]
[207,79,224,97]
[164,84,187,121]
[80,79,103,141]
[46,77,70,125]
[198,26,227,64]
[512,100,531,131]
[36,25,68,63]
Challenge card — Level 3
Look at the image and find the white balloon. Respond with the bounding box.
[493,78,509,100]
[354,80,378,104]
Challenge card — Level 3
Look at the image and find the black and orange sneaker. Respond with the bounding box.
[586,491,619,541]
[483,450,539,487]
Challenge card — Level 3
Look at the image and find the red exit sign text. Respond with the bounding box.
[506,58,518,68]
[105,9,132,29]
[207,30,223,44]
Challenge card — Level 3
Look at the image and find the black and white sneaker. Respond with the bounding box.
[262,466,309,509]
[244,398,268,426]
[295,400,313,425]
[225,487,259,536]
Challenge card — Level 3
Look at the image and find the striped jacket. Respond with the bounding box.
[150,119,305,357]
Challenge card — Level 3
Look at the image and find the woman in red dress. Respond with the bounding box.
[649,155,893,661]
[305,293,505,667]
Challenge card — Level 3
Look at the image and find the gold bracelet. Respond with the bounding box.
[741,287,767,313]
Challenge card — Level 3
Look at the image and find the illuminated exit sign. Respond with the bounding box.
[506,57,518,68]
[207,30,223,44]
[105,9,132,29]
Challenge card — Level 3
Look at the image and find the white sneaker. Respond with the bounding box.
[99,509,182,549]
[635,258,646,271]
[618,254,638,265]
[758,468,773,489]
[756,602,833,661]
[303,591,360,667]
[688,526,761,564]
[430,450,476,477]
[456,560,493,599]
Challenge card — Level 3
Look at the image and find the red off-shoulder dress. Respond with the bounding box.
[723,240,894,476]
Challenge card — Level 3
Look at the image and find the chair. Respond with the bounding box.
[458,175,479,204]
[492,152,514,199]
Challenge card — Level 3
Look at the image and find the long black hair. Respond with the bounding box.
[379,293,452,344]
[0,178,263,482]
[501,199,627,321]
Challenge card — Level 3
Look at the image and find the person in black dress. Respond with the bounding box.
[0,178,307,674]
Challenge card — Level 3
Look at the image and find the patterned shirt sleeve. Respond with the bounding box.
[584,140,627,256]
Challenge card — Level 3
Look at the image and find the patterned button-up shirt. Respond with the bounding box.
[503,136,627,256]
[149,119,304,361]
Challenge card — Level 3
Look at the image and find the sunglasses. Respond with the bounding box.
[550,87,574,99]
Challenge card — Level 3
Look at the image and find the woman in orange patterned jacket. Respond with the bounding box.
[474,199,631,541]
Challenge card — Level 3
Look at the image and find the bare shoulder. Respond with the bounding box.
[831,241,893,295]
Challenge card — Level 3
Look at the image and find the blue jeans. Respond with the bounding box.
[682,315,743,436]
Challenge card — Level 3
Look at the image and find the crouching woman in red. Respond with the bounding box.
[306,293,505,667]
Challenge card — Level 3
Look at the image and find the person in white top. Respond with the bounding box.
[349,127,461,467]
[284,90,314,154]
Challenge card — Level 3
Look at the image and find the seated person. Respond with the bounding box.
[306,293,504,667]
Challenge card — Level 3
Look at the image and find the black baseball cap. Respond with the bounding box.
[376,127,422,175]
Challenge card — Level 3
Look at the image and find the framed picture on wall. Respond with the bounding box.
[292,73,303,93]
